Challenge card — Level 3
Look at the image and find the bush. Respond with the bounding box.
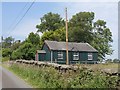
[9,63,118,88]
[2,48,12,57]
[2,57,10,62]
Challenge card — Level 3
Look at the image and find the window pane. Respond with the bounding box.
[58,52,63,59]
[88,53,93,60]
[73,52,79,60]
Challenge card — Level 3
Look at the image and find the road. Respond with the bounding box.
[0,65,32,89]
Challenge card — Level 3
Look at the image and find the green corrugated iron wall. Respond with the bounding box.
[38,53,46,61]
[39,43,98,64]
[52,51,98,64]
[52,50,57,62]
[80,52,88,61]
[80,52,98,64]
[52,50,66,64]
[92,52,98,63]
[42,44,51,61]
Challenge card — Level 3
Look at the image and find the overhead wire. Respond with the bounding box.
[5,2,29,36]
[6,0,36,37]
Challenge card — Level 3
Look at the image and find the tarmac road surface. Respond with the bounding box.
[0,66,32,89]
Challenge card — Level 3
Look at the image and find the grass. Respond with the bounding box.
[76,63,118,71]
[2,57,10,62]
[8,63,118,88]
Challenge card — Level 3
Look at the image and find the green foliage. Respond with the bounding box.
[2,11,113,61]
[68,12,113,60]
[2,57,10,62]
[2,36,21,60]
[9,63,118,88]
[2,36,14,48]
[113,59,120,63]
[40,27,66,45]
[27,32,40,45]
[2,48,12,57]
[36,12,65,33]
[11,40,21,51]
[92,20,113,60]
[11,32,41,60]
[11,49,22,60]
[69,12,94,43]
[11,42,34,60]
[106,59,112,63]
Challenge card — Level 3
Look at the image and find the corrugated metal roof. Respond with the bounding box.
[37,50,46,53]
[44,40,98,52]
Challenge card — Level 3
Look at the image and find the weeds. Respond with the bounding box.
[9,63,118,88]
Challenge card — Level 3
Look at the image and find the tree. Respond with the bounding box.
[11,49,22,60]
[11,40,21,51]
[27,32,40,45]
[69,12,94,43]
[68,12,113,60]
[11,42,35,60]
[92,20,113,60]
[106,59,112,63]
[53,27,66,41]
[113,59,120,63]
[2,48,12,57]
[9,11,113,61]
[40,28,66,46]
[36,12,65,33]
[2,36,14,48]
[11,32,41,60]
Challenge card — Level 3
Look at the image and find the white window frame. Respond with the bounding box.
[58,51,63,59]
[88,53,93,60]
[73,52,79,60]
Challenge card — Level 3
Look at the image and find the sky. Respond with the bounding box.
[1,0,119,59]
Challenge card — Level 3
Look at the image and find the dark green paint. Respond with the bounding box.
[38,53,46,61]
[38,43,98,64]
[42,44,51,61]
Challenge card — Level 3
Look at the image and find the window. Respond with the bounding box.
[88,53,93,60]
[58,52,63,59]
[73,52,79,60]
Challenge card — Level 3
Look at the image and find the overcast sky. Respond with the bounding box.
[1,0,119,59]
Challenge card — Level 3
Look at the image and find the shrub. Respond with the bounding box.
[2,57,10,62]
[9,63,118,88]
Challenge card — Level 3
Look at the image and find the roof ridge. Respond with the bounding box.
[45,40,86,44]
[45,40,57,42]
[44,40,98,52]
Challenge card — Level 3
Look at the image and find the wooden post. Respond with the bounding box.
[65,8,69,65]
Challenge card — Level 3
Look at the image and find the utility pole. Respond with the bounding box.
[65,8,69,65]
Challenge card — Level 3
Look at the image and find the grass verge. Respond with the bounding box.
[8,63,118,88]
